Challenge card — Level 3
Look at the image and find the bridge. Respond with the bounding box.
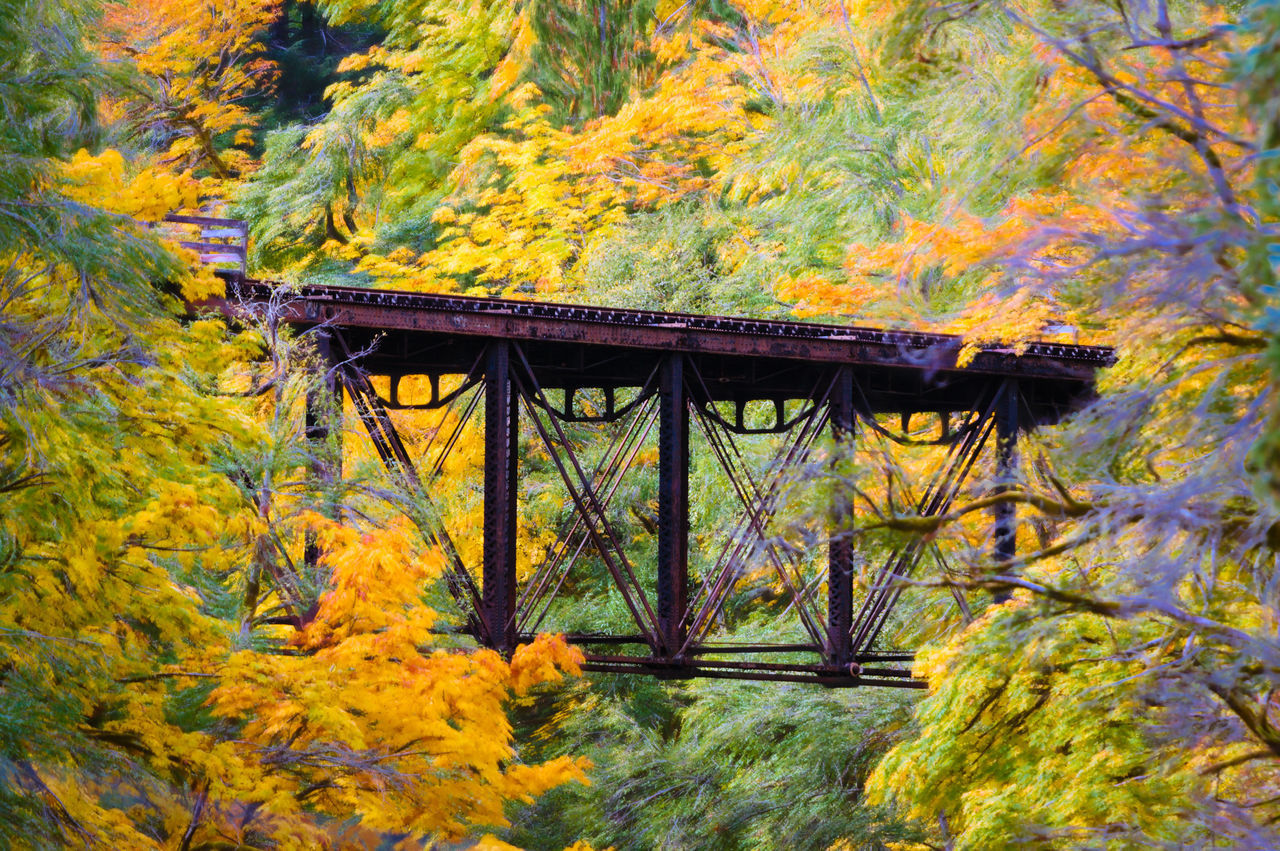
[210,275,1113,688]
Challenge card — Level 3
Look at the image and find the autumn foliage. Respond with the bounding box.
[5,0,1280,847]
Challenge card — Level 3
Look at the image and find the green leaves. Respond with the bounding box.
[869,605,1193,847]
[507,677,919,851]
[526,0,659,124]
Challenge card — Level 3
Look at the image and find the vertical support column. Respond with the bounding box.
[483,341,519,653]
[992,381,1019,604]
[657,353,689,658]
[827,366,856,668]
[305,332,343,568]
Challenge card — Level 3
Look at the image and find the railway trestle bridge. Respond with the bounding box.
[212,277,1113,688]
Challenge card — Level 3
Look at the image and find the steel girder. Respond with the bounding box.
[215,280,1113,688]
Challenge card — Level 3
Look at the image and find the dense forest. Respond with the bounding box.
[2,0,1280,847]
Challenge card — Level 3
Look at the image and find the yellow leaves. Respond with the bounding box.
[653,33,693,66]
[37,772,159,848]
[384,245,417,265]
[178,263,227,302]
[295,516,444,650]
[61,148,201,220]
[126,481,221,544]
[63,146,125,184]
[843,207,989,287]
[412,118,631,291]
[503,754,591,801]
[371,109,413,148]
[336,49,378,74]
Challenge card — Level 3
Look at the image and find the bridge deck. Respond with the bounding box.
[216,279,1112,423]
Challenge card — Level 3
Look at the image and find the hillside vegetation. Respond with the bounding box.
[2,0,1279,847]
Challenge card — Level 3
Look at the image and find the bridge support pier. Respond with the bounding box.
[483,341,519,653]
[657,354,689,658]
[827,366,856,668]
[992,381,1019,604]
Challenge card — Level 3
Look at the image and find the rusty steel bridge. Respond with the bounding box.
[212,277,1113,688]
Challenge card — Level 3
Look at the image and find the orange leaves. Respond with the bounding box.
[203,513,588,844]
[775,272,873,319]
[842,205,1023,291]
[490,10,536,100]
[808,193,1090,338]
[295,516,444,650]
[101,0,280,178]
[510,632,586,695]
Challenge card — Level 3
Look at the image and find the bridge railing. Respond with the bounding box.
[156,214,247,277]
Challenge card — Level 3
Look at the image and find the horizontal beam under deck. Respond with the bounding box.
[208,279,1113,425]
[579,656,926,688]
[521,633,919,686]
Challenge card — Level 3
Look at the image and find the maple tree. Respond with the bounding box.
[100,0,280,180]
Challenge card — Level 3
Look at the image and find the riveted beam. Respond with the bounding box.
[657,353,690,659]
[483,341,519,653]
[827,366,856,668]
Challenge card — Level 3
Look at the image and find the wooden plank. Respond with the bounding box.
[179,241,246,257]
[165,214,247,229]
[199,227,248,239]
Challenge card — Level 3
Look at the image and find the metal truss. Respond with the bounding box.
[318,336,1028,687]
[250,281,1114,689]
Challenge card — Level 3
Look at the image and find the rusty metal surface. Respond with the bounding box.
[209,275,1111,378]
[827,366,856,667]
[656,354,690,656]
[483,342,519,652]
[215,278,1110,366]
[207,279,1112,426]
